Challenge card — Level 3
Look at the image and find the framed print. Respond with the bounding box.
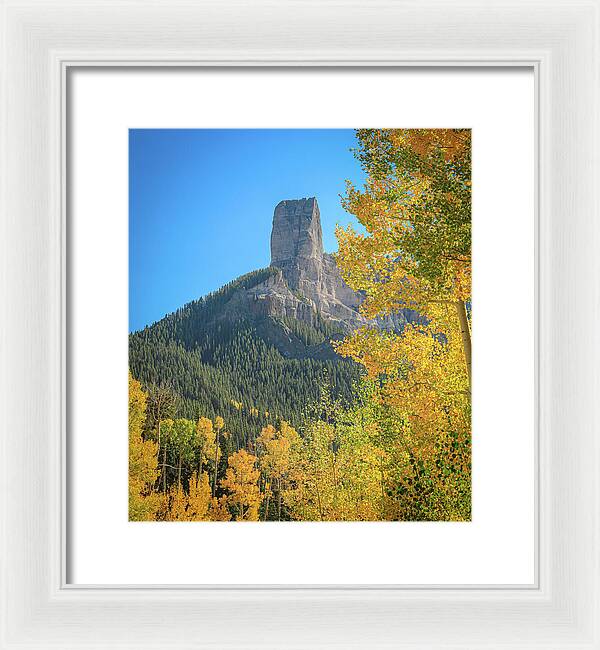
[68,68,534,587]
[1,1,598,648]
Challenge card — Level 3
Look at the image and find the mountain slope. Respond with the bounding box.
[129,198,413,445]
[129,269,360,444]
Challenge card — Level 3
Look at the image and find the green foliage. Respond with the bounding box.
[135,268,278,346]
[278,313,344,348]
[129,269,360,449]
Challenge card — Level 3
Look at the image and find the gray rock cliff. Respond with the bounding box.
[240,197,412,333]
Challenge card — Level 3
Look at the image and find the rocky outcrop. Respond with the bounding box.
[262,198,359,329]
[211,197,413,343]
[248,197,410,332]
[271,198,323,266]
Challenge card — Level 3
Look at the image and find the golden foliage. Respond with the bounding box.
[331,128,472,520]
[208,496,232,521]
[166,483,189,521]
[128,372,161,521]
[336,128,471,317]
[220,449,262,521]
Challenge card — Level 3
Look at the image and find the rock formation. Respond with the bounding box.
[241,197,411,332]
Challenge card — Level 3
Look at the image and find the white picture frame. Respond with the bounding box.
[1,1,598,648]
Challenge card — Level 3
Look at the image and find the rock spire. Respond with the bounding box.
[270,197,323,265]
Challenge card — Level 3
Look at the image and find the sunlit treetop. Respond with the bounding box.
[337,128,471,316]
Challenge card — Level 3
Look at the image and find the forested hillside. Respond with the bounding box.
[129,268,360,446]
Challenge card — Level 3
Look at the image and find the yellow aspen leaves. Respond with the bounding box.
[220,449,262,521]
[128,372,161,521]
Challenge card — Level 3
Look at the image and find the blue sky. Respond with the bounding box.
[129,129,366,332]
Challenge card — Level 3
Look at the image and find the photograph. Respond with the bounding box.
[128,128,472,522]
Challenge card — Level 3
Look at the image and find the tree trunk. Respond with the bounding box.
[380,461,385,515]
[212,430,220,497]
[162,444,168,493]
[196,442,204,487]
[277,478,282,521]
[331,454,338,489]
[316,482,324,521]
[154,419,162,493]
[177,450,182,487]
[263,480,271,521]
[455,299,472,389]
